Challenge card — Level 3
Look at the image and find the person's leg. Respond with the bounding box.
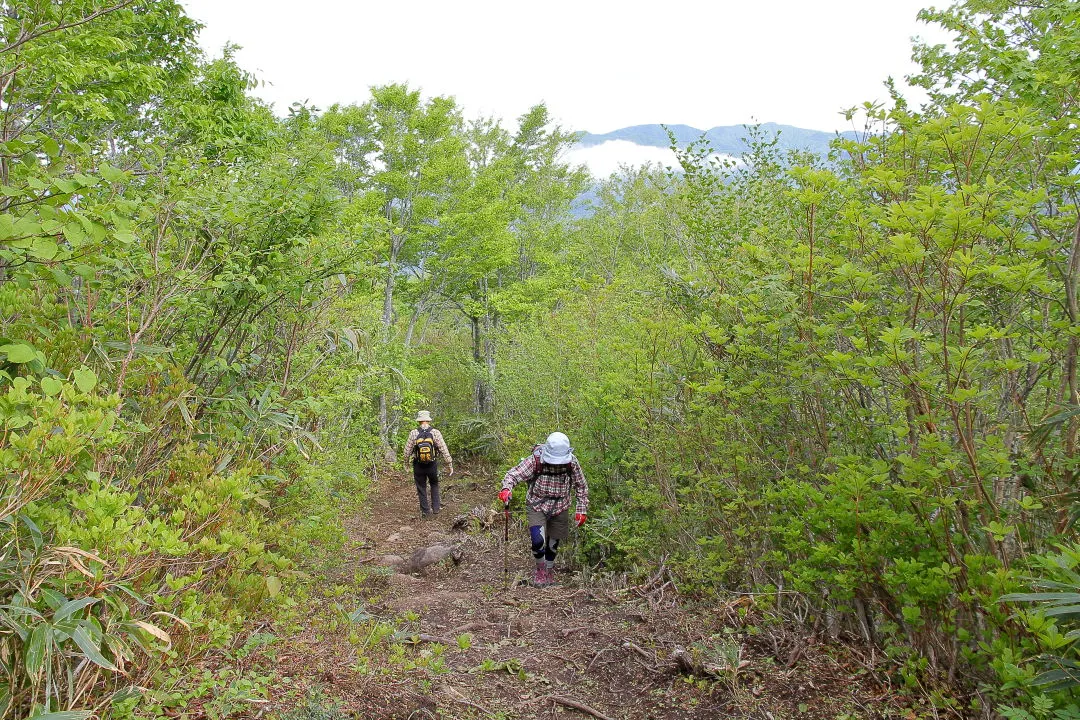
[428,462,441,514]
[413,462,431,516]
[526,509,548,586]
[544,511,570,584]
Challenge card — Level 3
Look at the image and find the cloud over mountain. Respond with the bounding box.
[566,123,858,176]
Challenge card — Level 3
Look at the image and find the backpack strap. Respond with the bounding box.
[529,445,542,483]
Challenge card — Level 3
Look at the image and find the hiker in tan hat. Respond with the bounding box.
[402,410,454,517]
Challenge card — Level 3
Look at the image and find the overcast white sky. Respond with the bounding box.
[180,0,947,135]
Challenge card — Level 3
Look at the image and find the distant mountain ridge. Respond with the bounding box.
[577,122,859,157]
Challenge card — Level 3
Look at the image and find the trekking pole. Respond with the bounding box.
[502,500,510,591]
[581,522,590,586]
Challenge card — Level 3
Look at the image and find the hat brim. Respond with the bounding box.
[540,449,573,465]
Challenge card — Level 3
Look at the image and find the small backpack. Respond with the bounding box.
[414,428,436,464]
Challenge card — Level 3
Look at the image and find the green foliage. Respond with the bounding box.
[0,2,367,716]
[997,545,1080,714]
[463,2,1080,714]
[277,689,351,720]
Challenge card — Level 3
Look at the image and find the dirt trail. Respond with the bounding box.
[267,467,892,719]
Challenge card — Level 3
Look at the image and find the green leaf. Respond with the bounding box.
[0,343,36,363]
[52,179,78,194]
[1041,605,1080,619]
[99,164,128,183]
[41,137,61,159]
[50,268,72,286]
[176,398,193,427]
[29,238,58,260]
[25,624,49,677]
[1000,592,1080,603]
[19,513,43,551]
[73,367,97,392]
[214,453,233,473]
[63,218,87,246]
[348,607,374,623]
[30,712,93,720]
[265,576,282,598]
[72,173,98,188]
[54,596,99,622]
[39,376,62,396]
[70,622,117,671]
[0,605,44,620]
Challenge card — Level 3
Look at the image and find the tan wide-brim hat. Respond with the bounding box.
[416,410,433,422]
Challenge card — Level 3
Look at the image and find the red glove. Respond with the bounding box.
[575,513,587,527]
[499,488,511,504]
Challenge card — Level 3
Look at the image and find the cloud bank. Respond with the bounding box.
[563,140,679,177]
[564,140,741,178]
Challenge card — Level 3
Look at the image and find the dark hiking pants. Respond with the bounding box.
[412,461,440,515]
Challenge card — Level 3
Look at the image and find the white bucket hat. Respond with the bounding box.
[540,432,573,465]
[416,410,432,422]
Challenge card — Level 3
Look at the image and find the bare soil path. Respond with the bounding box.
[261,466,899,719]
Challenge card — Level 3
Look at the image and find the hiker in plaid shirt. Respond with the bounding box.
[498,432,589,587]
[403,410,454,517]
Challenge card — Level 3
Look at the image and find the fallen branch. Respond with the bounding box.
[550,695,616,720]
[621,640,665,674]
[442,687,497,718]
[519,693,615,720]
[585,647,613,674]
[623,640,655,662]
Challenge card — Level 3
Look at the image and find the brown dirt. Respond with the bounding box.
[236,467,919,719]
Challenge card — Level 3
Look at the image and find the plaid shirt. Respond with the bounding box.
[403,427,453,466]
[501,452,589,517]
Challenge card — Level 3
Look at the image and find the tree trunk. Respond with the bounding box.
[1061,218,1080,491]
[472,315,488,413]
[378,231,402,463]
[483,312,497,413]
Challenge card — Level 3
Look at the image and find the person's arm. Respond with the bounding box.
[498,456,535,502]
[402,429,418,465]
[570,460,589,518]
[433,429,454,473]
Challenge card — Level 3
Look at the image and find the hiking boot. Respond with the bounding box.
[542,567,557,586]
[531,566,547,588]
